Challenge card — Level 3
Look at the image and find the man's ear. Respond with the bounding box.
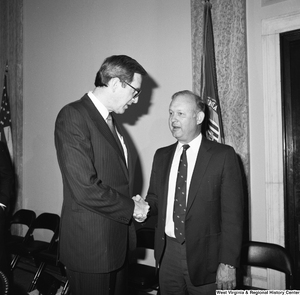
[197,111,205,125]
[109,77,120,92]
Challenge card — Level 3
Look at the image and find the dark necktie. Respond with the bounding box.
[107,113,125,159]
[173,144,190,244]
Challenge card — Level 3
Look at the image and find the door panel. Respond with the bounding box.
[281,29,300,289]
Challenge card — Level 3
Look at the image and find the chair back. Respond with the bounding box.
[8,209,36,243]
[30,213,60,246]
[136,227,155,249]
[10,209,36,228]
[241,241,294,289]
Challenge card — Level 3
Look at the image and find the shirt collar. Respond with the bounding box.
[87,91,109,120]
[176,133,202,153]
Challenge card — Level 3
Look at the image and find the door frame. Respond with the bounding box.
[262,11,300,289]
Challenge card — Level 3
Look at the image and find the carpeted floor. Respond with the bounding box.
[9,257,66,295]
[9,258,39,295]
[9,258,158,295]
[10,268,34,294]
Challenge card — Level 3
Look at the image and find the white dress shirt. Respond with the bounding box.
[165,133,202,238]
[87,91,128,166]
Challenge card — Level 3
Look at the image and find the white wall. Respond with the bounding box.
[23,0,300,255]
[23,0,192,216]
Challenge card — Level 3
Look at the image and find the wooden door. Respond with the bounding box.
[281,29,300,289]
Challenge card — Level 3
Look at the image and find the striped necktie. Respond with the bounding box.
[107,113,125,159]
[173,144,190,244]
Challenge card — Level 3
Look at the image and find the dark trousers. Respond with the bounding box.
[66,262,128,295]
[159,236,216,295]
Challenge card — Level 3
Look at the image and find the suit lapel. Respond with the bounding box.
[161,144,177,217]
[119,125,135,193]
[186,137,212,213]
[79,95,129,179]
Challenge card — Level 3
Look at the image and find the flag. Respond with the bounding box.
[200,0,224,143]
[0,71,13,160]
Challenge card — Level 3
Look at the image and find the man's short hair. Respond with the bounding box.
[171,90,206,113]
[94,55,147,87]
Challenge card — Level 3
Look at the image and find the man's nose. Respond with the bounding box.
[132,96,139,104]
[170,114,176,122]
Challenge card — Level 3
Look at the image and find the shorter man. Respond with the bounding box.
[143,90,244,294]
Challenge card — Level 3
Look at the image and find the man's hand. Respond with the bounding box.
[216,263,236,290]
[132,195,149,223]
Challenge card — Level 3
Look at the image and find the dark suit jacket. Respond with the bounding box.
[146,136,244,286]
[55,94,135,273]
[0,141,13,208]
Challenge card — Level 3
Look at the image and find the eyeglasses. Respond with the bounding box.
[122,81,141,99]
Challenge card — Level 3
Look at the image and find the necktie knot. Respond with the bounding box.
[107,113,114,129]
[182,144,190,152]
[107,113,118,136]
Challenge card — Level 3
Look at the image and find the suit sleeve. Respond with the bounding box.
[0,143,14,207]
[219,146,244,267]
[144,150,159,216]
[54,105,134,224]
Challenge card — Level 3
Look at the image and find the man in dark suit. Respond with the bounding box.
[143,90,244,294]
[55,55,148,295]
[0,141,14,281]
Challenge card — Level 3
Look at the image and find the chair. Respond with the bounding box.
[10,212,60,272]
[128,227,159,294]
[0,271,9,295]
[239,241,294,289]
[6,209,36,247]
[28,240,69,294]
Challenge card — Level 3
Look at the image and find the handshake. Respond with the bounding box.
[132,195,149,223]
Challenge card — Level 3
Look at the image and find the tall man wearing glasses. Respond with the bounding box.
[55,55,148,295]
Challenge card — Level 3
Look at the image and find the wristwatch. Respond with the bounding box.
[225,264,235,269]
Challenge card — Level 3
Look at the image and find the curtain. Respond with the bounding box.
[0,0,23,213]
[191,0,250,239]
